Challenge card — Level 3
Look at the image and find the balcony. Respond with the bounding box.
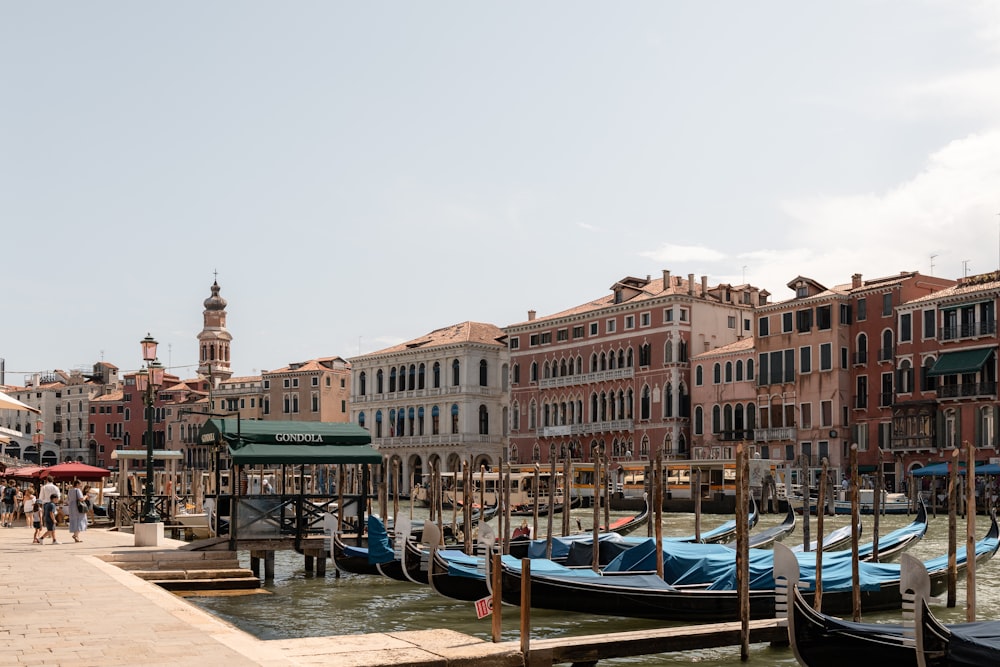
[878,346,894,362]
[852,351,868,365]
[754,427,796,442]
[937,382,998,399]
[539,366,634,390]
[539,419,635,438]
[855,396,868,409]
[878,392,894,407]
[941,319,997,341]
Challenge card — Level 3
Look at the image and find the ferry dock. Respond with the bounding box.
[0,525,786,666]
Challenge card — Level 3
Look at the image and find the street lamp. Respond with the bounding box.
[135,334,165,523]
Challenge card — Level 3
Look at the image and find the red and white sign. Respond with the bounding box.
[474,595,493,619]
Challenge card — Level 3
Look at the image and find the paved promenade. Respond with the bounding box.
[0,522,523,666]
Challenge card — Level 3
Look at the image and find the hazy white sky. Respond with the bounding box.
[3,2,1000,381]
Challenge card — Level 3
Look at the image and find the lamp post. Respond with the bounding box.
[135,334,165,524]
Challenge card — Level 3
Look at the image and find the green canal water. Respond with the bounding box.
[190,508,1000,665]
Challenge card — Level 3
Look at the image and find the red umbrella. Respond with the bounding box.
[37,461,111,482]
[7,465,46,480]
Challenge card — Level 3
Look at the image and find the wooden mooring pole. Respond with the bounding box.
[966,440,977,621]
[850,444,860,622]
[814,457,827,610]
[948,447,958,608]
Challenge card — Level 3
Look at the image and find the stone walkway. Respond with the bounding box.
[0,522,522,666]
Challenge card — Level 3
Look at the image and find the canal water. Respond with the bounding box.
[190,507,1000,665]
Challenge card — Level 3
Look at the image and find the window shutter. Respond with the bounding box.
[936,411,945,449]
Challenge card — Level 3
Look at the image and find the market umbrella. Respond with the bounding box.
[38,461,111,482]
[8,465,46,480]
[0,391,40,414]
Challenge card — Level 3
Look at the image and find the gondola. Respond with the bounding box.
[331,533,382,575]
[778,544,927,667]
[915,594,1000,667]
[665,495,760,544]
[509,495,651,558]
[855,499,927,562]
[499,512,999,621]
[741,501,796,549]
[791,520,860,553]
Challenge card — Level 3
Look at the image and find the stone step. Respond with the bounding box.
[129,568,256,581]
[114,559,242,571]
[149,577,262,591]
[100,550,236,563]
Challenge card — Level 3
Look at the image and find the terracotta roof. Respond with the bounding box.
[906,278,1000,305]
[220,375,261,384]
[692,337,756,359]
[507,275,724,326]
[91,390,123,402]
[365,321,506,357]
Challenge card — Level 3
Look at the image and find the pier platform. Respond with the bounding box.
[0,524,522,666]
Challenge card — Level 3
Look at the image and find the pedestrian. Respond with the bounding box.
[67,479,87,543]
[22,488,36,529]
[41,493,59,544]
[39,476,60,505]
[1,479,17,527]
[30,493,43,543]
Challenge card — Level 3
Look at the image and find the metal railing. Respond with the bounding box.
[937,382,998,399]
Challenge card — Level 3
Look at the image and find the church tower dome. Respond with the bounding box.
[197,277,233,384]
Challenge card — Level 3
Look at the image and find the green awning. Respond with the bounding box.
[227,442,383,465]
[199,419,382,465]
[926,347,994,377]
[857,465,878,473]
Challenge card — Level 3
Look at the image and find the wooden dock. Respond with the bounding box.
[524,618,787,667]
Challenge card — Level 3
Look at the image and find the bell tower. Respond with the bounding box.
[197,276,233,385]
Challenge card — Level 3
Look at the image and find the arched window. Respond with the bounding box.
[389,368,397,393]
[512,402,520,430]
[640,435,650,457]
[431,405,441,435]
[479,359,488,386]
[544,361,551,379]
[735,360,744,382]
[433,362,441,388]
[713,363,721,384]
[408,364,416,390]
[531,362,538,382]
[664,383,673,418]
[375,410,383,438]
[857,333,869,364]
[694,406,703,435]
[529,400,537,429]
[747,403,757,430]
[897,359,913,394]
[678,339,688,362]
[418,363,426,390]
[881,329,894,362]
[451,403,460,434]
[696,365,703,385]
[590,393,598,423]
[532,443,540,462]
[358,371,367,396]
[746,358,754,380]
[452,360,461,386]
[712,405,721,433]
[725,361,733,383]
[640,385,651,420]
[591,353,598,373]
[479,405,489,435]
[723,404,733,432]
[664,340,673,363]
[512,363,520,384]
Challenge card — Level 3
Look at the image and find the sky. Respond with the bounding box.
[3,2,1000,382]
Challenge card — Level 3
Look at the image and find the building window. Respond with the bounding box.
[452,360,460,386]
[858,298,867,321]
[796,308,813,333]
[819,343,832,371]
[981,406,996,447]
[695,365,703,386]
[557,328,568,341]
[573,325,585,339]
[800,402,812,429]
[479,360,488,386]
[758,316,769,337]
[725,361,733,383]
[590,322,598,336]
[624,315,635,330]
[529,334,539,347]
[816,305,832,330]
[664,308,673,323]
[820,400,832,428]
[694,406,703,435]
[880,372,893,406]
[451,404,460,434]
[478,405,489,435]
[713,363,721,384]
[882,292,893,316]
[782,312,793,333]
[900,313,912,342]
[510,337,520,350]
[640,312,651,327]
[312,376,319,387]
[728,316,736,329]
[840,304,852,325]
[800,346,812,374]
[540,332,552,344]
[923,309,936,339]
[311,392,319,412]
[679,309,688,322]
[606,319,616,333]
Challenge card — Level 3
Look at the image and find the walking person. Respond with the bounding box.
[30,492,42,543]
[39,476,60,505]
[67,479,87,543]
[1,479,17,527]
[22,488,36,529]
[41,493,59,544]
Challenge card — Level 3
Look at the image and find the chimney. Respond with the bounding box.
[701,275,708,297]
[662,269,670,287]
[688,273,695,296]
[527,310,536,321]
[852,273,862,289]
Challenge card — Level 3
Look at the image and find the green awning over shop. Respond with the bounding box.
[857,465,878,473]
[199,419,382,465]
[926,347,994,377]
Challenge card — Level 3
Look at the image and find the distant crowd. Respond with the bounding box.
[2,476,94,544]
